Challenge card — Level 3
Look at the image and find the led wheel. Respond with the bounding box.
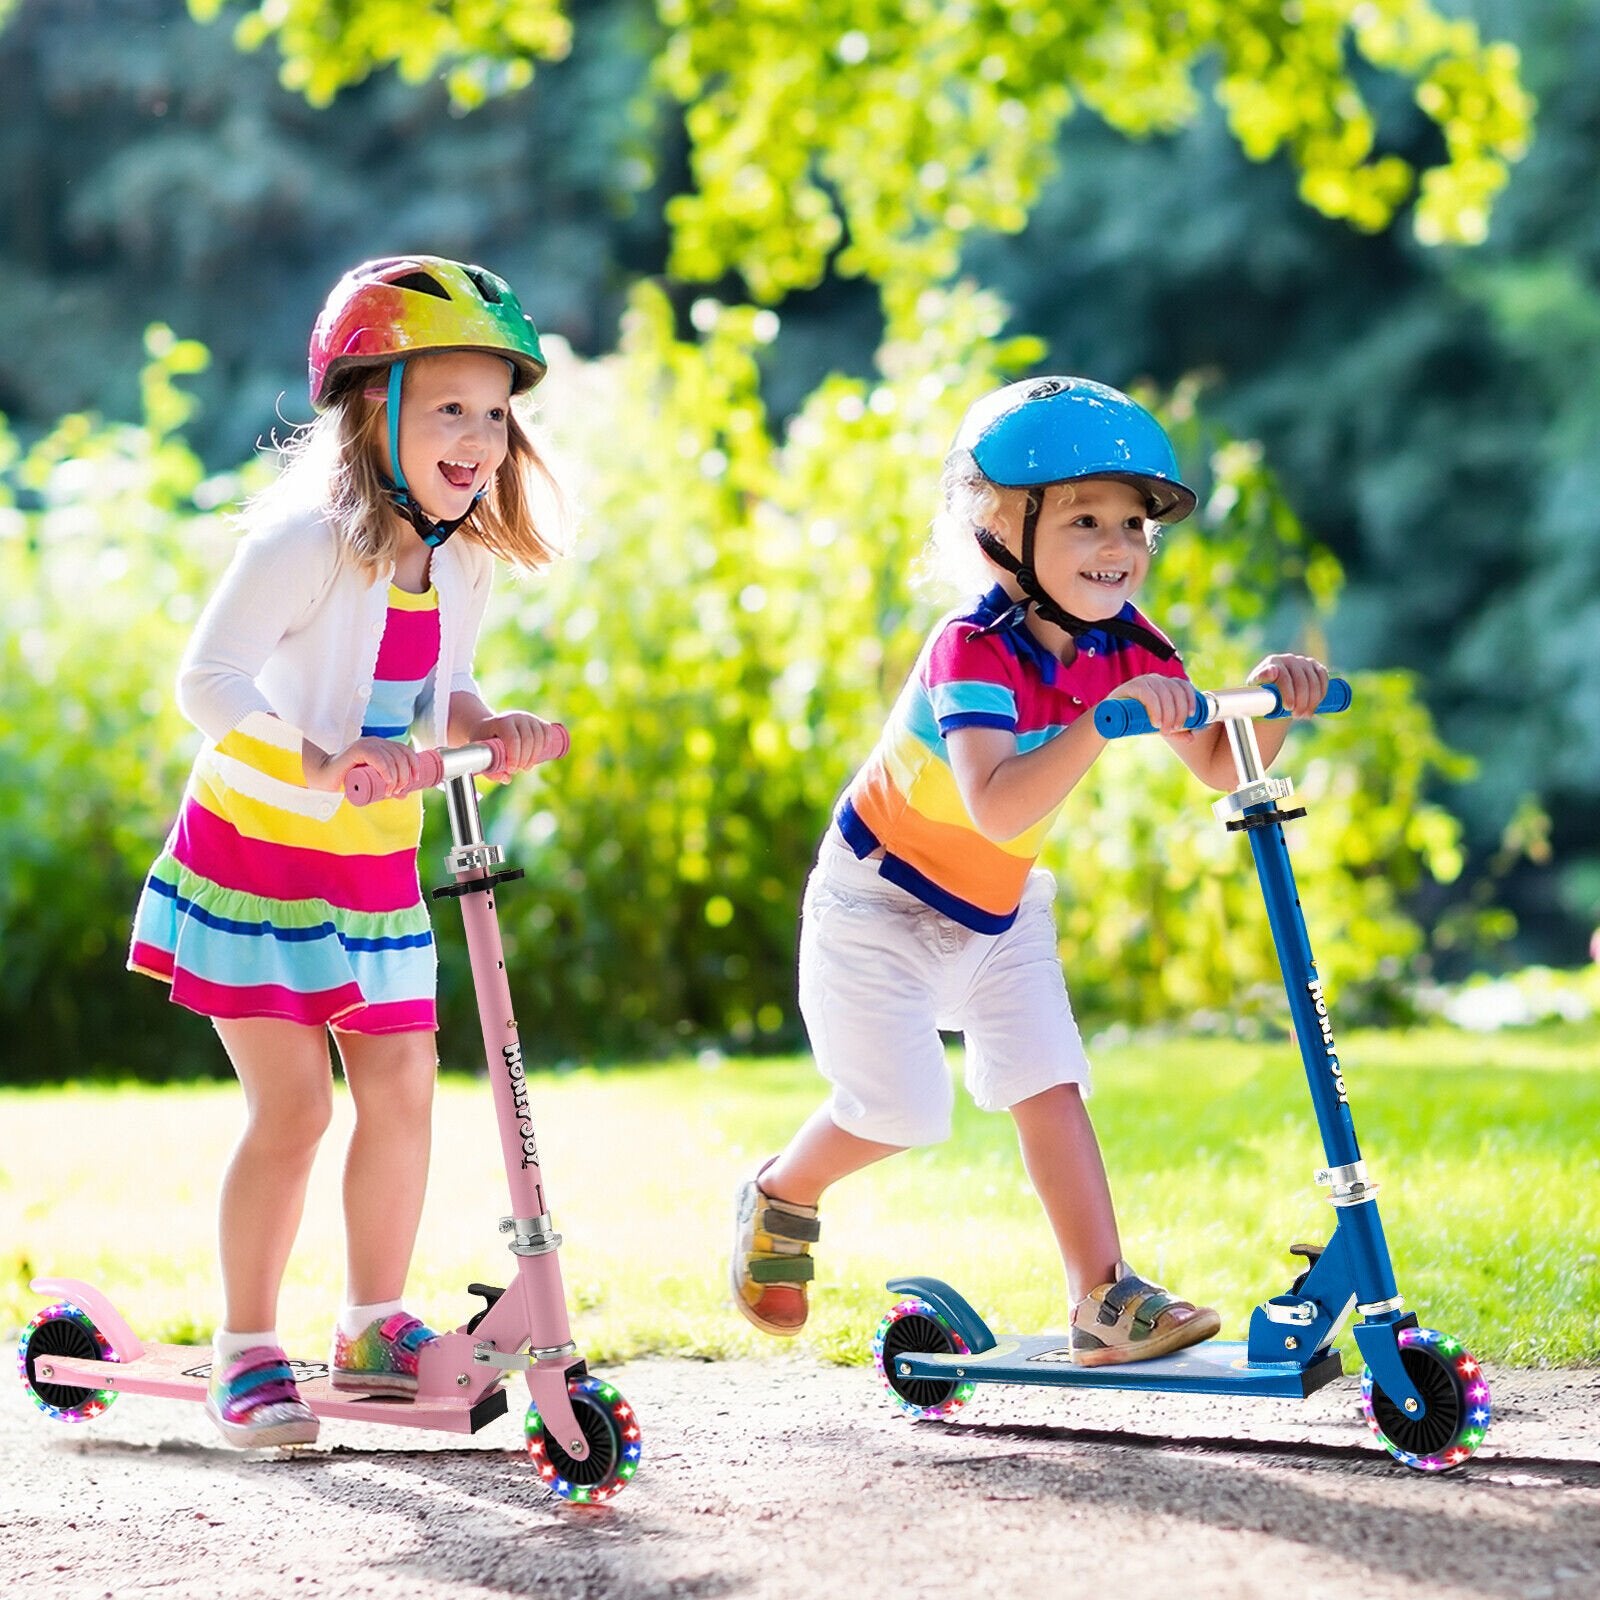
[873,1297,976,1420]
[1361,1327,1491,1472]
[18,1303,119,1423]
[525,1376,640,1504]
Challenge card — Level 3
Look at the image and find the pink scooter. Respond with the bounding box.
[18,735,640,1504]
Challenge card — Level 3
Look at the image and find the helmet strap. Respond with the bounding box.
[380,356,482,549]
[387,360,407,497]
[974,490,1176,661]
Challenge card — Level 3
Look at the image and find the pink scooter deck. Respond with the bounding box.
[37,1344,510,1434]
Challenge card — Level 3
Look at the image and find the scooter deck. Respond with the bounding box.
[897,1335,1344,1398]
[36,1344,510,1433]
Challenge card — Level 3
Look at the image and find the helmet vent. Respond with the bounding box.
[389,271,450,299]
[466,270,503,304]
[1026,379,1065,400]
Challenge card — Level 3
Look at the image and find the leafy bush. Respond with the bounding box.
[0,330,261,1079]
[0,313,1481,1078]
[485,284,1476,1057]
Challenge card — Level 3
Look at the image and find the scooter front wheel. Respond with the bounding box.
[525,1376,640,1504]
[18,1303,119,1423]
[873,1297,976,1421]
[1361,1327,1491,1471]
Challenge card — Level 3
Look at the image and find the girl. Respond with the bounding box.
[732,376,1329,1364]
[129,256,566,1447]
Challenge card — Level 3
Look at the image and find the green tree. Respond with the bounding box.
[204,0,1531,324]
[196,0,1521,1047]
[0,0,1541,1074]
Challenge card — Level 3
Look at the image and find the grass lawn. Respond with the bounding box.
[3,1022,1596,1369]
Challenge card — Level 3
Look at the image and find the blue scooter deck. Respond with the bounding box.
[893,1335,1344,1398]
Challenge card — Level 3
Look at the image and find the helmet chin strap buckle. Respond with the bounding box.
[382,480,482,550]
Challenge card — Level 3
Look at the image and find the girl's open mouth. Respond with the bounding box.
[439,459,478,491]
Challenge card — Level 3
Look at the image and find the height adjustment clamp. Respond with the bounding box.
[1315,1160,1380,1208]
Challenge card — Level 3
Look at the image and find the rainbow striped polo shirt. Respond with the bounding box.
[835,585,1186,933]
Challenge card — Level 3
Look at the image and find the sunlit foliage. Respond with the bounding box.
[199,0,1533,327]
[484,286,1475,1053]
[190,0,571,107]
[2,322,1474,1070]
[0,332,270,1073]
[0,2,1537,1074]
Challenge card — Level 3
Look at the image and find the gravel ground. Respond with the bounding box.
[3,1349,1598,1600]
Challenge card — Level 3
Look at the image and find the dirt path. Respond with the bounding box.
[3,1350,1597,1599]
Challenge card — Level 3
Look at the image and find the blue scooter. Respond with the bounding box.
[874,679,1492,1472]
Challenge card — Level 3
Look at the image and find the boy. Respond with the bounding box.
[732,376,1328,1364]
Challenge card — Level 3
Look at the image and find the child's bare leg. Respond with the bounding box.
[1012,1083,1214,1356]
[1009,1082,1121,1302]
[214,1018,335,1334]
[760,1103,905,1206]
[336,1030,438,1306]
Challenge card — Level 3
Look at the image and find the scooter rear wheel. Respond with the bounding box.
[873,1297,976,1421]
[525,1376,640,1504]
[1361,1327,1491,1471]
[18,1303,118,1423]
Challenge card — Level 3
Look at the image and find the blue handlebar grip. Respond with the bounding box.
[1093,697,1213,738]
[1263,677,1354,720]
[1093,699,1155,738]
[1094,677,1353,739]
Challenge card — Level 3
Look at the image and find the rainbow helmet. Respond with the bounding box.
[309,255,547,410]
[952,376,1196,523]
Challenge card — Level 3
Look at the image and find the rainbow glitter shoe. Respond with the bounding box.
[205,1346,319,1449]
[330,1312,437,1395]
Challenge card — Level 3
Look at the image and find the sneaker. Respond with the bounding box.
[205,1346,319,1448]
[330,1312,437,1395]
[1070,1262,1222,1367]
[730,1170,820,1336]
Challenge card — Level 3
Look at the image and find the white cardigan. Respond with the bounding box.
[177,506,494,757]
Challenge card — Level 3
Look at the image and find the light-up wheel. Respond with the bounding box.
[18,1303,119,1423]
[525,1376,640,1504]
[1361,1327,1491,1471]
[873,1297,976,1420]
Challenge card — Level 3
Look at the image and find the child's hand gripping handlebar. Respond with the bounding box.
[342,725,570,806]
[1093,679,1353,740]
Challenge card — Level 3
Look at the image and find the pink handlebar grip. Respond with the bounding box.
[342,725,568,806]
[479,725,569,775]
[343,748,445,807]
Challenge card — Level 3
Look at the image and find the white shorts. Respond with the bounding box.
[797,831,1091,1146]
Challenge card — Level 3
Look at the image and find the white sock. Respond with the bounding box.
[339,1299,405,1340]
[213,1328,278,1365]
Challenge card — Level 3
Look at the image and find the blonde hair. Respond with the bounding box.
[921,450,1026,597]
[247,364,565,574]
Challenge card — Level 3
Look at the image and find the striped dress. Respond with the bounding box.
[129,584,442,1035]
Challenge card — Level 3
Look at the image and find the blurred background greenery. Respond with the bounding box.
[1,0,1594,1080]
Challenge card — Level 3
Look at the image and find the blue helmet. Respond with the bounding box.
[952,376,1196,523]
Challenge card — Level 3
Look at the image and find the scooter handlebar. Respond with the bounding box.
[343,723,570,807]
[1094,678,1352,740]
